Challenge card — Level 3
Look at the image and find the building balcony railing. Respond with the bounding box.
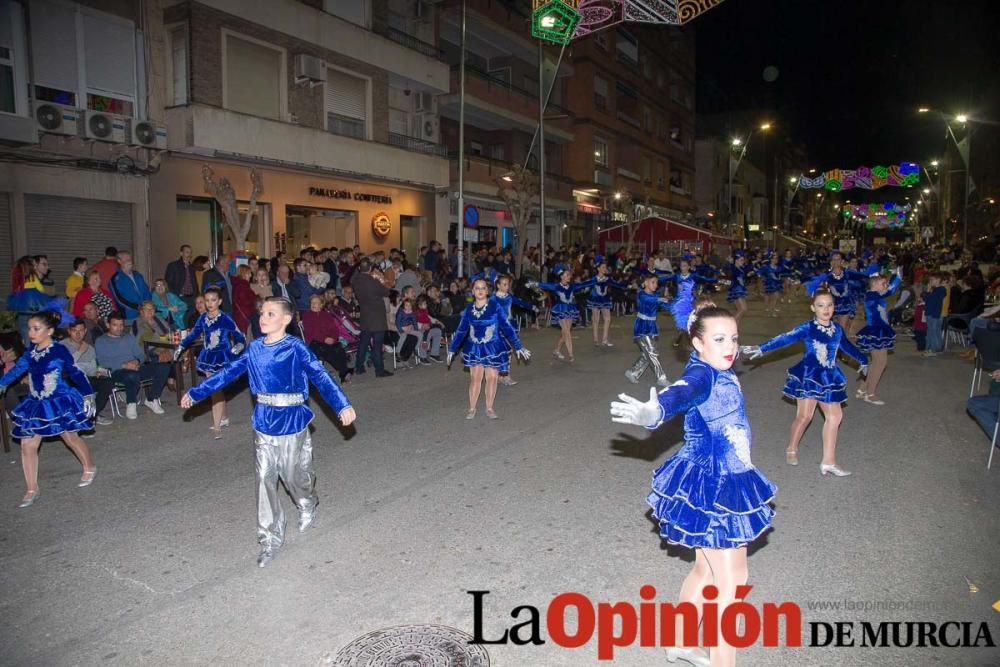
[457,65,571,117]
[388,131,448,157]
[449,151,574,196]
[379,26,444,59]
[617,167,641,181]
[617,110,641,129]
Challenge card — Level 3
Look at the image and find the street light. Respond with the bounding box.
[759,122,772,131]
[731,137,742,147]
[930,160,939,167]
[956,114,969,124]
[923,188,931,194]
[917,107,930,113]
[789,176,798,185]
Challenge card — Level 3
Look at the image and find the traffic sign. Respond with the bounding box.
[463,205,480,228]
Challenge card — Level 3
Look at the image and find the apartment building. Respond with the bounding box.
[694,137,766,239]
[435,0,576,251]
[564,22,697,244]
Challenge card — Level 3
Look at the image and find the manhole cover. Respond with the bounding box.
[324,624,490,667]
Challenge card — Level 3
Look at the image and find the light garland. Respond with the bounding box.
[797,163,920,191]
[841,203,910,229]
[572,0,726,37]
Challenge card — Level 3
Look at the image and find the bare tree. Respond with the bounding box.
[616,192,653,255]
[202,165,263,252]
[495,164,539,277]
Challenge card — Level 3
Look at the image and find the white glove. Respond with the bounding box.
[858,364,868,376]
[526,281,538,289]
[172,347,184,363]
[516,348,531,361]
[83,395,96,419]
[446,351,455,367]
[896,265,903,278]
[231,343,245,355]
[741,345,763,360]
[610,386,663,428]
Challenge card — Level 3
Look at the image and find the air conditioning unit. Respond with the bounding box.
[412,91,436,114]
[417,113,439,143]
[83,110,127,143]
[129,119,167,149]
[35,103,80,137]
[294,54,326,87]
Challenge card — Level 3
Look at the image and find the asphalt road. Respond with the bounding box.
[1,298,998,666]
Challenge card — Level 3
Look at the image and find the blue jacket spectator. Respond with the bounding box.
[291,259,321,311]
[109,252,152,321]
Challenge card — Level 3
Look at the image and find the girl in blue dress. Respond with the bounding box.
[586,262,627,347]
[611,306,775,667]
[856,268,903,406]
[448,278,531,420]
[742,289,868,476]
[659,260,717,347]
[533,271,591,362]
[0,311,97,508]
[805,252,869,332]
[726,255,753,321]
[175,287,246,439]
[491,274,537,387]
[757,254,785,317]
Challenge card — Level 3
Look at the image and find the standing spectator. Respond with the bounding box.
[322,248,340,282]
[61,320,114,426]
[201,254,233,314]
[271,264,300,303]
[164,244,199,311]
[923,273,946,356]
[65,257,88,299]
[351,258,393,377]
[394,262,422,297]
[95,312,170,419]
[424,241,441,275]
[291,257,321,312]
[301,294,352,381]
[151,278,188,330]
[91,247,119,289]
[109,251,152,323]
[231,264,258,335]
[72,270,117,320]
[251,268,273,301]
[193,255,209,290]
[33,255,55,294]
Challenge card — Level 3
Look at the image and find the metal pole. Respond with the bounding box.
[456,0,466,278]
[964,130,972,249]
[727,150,733,238]
[538,40,546,275]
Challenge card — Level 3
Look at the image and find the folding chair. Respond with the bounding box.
[110,379,153,417]
[944,311,977,349]
[969,327,1000,397]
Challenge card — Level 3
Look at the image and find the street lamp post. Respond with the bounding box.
[917,108,976,247]
[726,124,772,246]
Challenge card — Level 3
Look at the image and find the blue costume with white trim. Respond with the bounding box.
[586,275,627,310]
[0,343,94,438]
[726,263,753,302]
[632,290,671,338]
[758,320,868,403]
[806,269,870,317]
[660,272,716,332]
[536,280,591,325]
[646,353,776,549]
[856,274,901,352]
[179,311,247,374]
[758,263,784,294]
[448,300,524,371]
[490,292,534,371]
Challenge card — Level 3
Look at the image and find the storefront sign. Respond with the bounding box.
[371,212,392,237]
[308,187,393,204]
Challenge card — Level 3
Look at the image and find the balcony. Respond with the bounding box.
[617,167,641,182]
[388,132,448,157]
[378,26,443,59]
[165,104,448,187]
[450,152,574,204]
[617,111,641,129]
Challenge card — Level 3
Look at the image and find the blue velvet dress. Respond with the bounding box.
[806,269,870,317]
[726,264,752,302]
[758,263,784,294]
[646,354,776,549]
[448,300,524,372]
[633,291,672,338]
[490,292,534,368]
[759,320,868,403]
[180,311,247,374]
[856,275,901,352]
[586,276,627,310]
[0,343,94,437]
[537,281,590,324]
[661,272,716,332]
[188,335,351,435]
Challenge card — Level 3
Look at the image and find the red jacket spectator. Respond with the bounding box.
[230,275,258,334]
[72,285,117,319]
[300,309,340,346]
[92,250,119,289]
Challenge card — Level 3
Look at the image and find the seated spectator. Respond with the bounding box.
[185,294,207,330]
[414,295,444,362]
[61,319,114,427]
[0,333,28,415]
[95,312,170,419]
[270,263,300,303]
[134,300,174,352]
[81,302,108,344]
[72,269,117,320]
[151,278,188,330]
[65,257,88,299]
[300,295,352,382]
[425,284,461,333]
[394,298,424,364]
[444,280,467,315]
[231,264,258,335]
[953,273,986,316]
[967,369,1000,442]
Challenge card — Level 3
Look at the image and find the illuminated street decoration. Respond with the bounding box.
[532,0,582,44]
[841,202,911,229]
[573,0,726,37]
[797,162,920,191]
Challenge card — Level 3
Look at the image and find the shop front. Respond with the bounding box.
[149,155,437,273]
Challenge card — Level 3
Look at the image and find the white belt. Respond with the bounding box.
[637,313,657,321]
[257,393,306,406]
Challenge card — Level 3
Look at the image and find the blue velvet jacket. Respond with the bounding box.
[188,335,351,435]
[633,290,672,337]
[760,319,868,368]
[0,342,94,398]
[491,292,534,321]
[862,275,901,327]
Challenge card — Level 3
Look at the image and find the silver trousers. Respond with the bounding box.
[629,335,667,384]
[254,429,317,548]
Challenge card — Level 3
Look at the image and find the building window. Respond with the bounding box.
[224,31,285,121]
[616,28,638,66]
[594,31,608,50]
[593,76,608,112]
[325,66,369,139]
[643,106,653,132]
[657,161,665,189]
[34,84,76,106]
[87,92,133,116]
[167,25,188,106]
[593,136,608,167]
[0,46,14,113]
[657,114,666,141]
[323,0,371,29]
[656,70,664,90]
[642,156,651,183]
[670,114,683,145]
[490,143,505,160]
[469,141,483,156]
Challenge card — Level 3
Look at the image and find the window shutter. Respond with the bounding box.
[83,12,136,97]
[325,68,367,120]
[29,0,79,93]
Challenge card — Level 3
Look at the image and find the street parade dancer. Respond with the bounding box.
[0,310,97,508]
[448,278,531,419]
[181,296,356,567]
[174,286,246,439]
[625,273,673,386]
[658,259,717,348]
[491,274,537,386]
[805,251,869,332]
[532,270,591,362]
[855,266,903,405]
[742,289,868,476]
[611,306,776,667]
[587,261,628,347]
[726,254,753,321]
[758,254,785,317]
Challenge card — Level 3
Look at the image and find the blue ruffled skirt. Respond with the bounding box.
[763,280,783,294]
[833,298,856,317]
[197,347,240,374]
[462,339,509,370]
[783,361,848,403]
[586,295,613,310]
[726,284,747,302]
[550,302,579,325]
[856,323,895,351]
[12,387,92,438]
[633,318,659,338]
[647,453,776,549]
[669,299,693,332]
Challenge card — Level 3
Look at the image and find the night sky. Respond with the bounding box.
[695,0,1000,169]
